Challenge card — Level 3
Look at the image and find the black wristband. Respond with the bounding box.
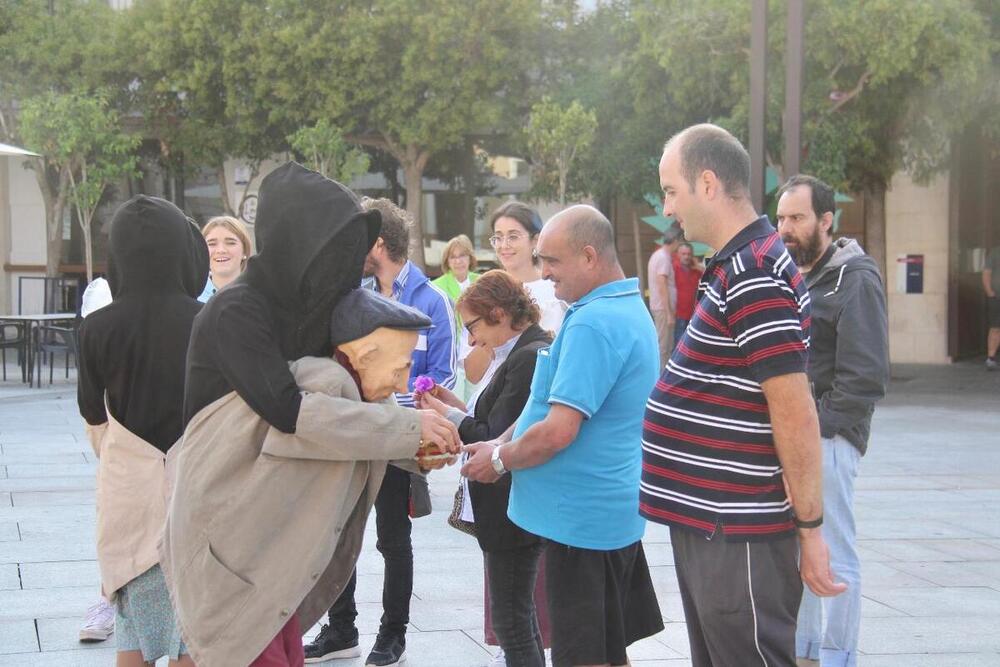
[794,514,823,529]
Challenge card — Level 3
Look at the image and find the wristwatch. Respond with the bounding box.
[490,445,508,476]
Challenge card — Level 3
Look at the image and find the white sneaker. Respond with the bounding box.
[79,599,115,642]
[489,648,506,667]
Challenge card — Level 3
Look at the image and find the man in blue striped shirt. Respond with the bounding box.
[641,124,845,667]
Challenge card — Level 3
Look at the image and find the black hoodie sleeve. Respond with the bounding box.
[212,298,303,433]
[817,270,889,439]
[76,318,108,426]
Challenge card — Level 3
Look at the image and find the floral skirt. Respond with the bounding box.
[116,564,186,661]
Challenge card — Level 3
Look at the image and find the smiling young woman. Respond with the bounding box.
[199,216,253,302]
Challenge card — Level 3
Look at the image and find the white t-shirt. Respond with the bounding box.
[523,278,567,334]
[80,278,113,318]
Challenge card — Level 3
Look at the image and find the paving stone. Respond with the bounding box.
[858,616,1000,654]
[0,647,117,666]
[36,616,109,652]
[17,516,95,542]
[860,595,909,618]
[0,619,39,654]
[861,654,1000,666]
[0,538,96,565]
[0,585,95,621]
[19,561,100,590]
[9,490,94,507]
[0,521,20,542]
[886,560,1000,590]
[0,563,20,590]
[1,364,999,663]
[863,586,1000,618]
[5,463,95,478]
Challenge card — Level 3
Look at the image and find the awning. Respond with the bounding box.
[0,142,39,157]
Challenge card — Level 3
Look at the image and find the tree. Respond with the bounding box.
[633,0,995,272]
[124,0,292,216]
[245,0,542,268]
[19,92,140,281]
[287,120,371,185]
[0,0,126,275]
[525,97,598,205]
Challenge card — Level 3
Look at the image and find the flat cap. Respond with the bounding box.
[330,288,432,347]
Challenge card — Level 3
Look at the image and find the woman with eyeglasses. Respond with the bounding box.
[416,270,552,667]
[489,201,566,334]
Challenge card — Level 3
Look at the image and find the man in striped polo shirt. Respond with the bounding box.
[640,124,845,667]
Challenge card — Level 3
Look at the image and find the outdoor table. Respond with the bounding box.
[0,313,76,387]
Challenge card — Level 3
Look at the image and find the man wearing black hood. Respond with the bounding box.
[177,162,460,666]
[77,195,208,667]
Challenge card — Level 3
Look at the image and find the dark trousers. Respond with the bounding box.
[673,318,690,348]
[329,464,413,637]
[671,526,802,667]
[484,543,546,667]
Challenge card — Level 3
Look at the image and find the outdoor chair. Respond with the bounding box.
[0,323,28,382]
[34,324,78,386]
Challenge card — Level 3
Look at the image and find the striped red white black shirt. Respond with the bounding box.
[640,217,810,541]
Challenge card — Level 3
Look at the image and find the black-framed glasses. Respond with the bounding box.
[464,316,483,335]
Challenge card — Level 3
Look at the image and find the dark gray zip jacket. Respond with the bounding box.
[804,238,889,455]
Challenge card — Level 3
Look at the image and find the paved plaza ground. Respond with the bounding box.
[0,360,998,665]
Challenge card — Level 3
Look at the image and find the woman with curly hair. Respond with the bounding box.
[417,270,553,667]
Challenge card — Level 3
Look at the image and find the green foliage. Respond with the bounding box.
[525,97,598,204]
[124,0,292,203]
[287,120,370,185]
[19,91,140,280]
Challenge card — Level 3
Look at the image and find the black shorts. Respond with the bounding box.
[545,540,663,667]
[988,296,1000,328]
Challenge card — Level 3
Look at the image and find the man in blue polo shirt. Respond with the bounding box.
[463,205,663,667]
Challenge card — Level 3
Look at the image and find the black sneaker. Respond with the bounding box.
[365,633,406,666]
[303,624,360,663]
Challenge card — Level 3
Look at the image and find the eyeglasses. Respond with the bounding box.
[489,232,525,249]
[464,316,483,335]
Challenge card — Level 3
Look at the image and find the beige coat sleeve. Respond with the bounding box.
[259,357,421,463]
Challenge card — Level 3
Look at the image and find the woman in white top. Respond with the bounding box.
[465,201,567,386]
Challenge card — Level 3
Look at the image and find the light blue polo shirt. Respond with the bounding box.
[508,278,659,550]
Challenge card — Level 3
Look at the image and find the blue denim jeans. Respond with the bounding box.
[796,434,862,667]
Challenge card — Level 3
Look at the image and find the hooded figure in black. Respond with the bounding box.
[76,194,207,665]
[183,161,381,432]
[78,195,209,450]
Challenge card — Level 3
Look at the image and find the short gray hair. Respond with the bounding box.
[557,205,617,261]
[664,123,750,198]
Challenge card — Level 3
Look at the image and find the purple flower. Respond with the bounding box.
[413,375,435,393]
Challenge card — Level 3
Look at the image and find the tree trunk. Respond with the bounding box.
[863,182,887,281]
[217,164,235,216]
[81,218,94,283]
[401,146,430,270]
[32,162,66,277]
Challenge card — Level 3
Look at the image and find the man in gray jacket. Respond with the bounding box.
[776,175,889,667]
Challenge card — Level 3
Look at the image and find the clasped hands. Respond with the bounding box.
[413,384,466,471]
[413,384,501,482]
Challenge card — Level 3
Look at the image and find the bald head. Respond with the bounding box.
[544,205,618,263]
[537,205,623,303]
[663,123,750,199]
